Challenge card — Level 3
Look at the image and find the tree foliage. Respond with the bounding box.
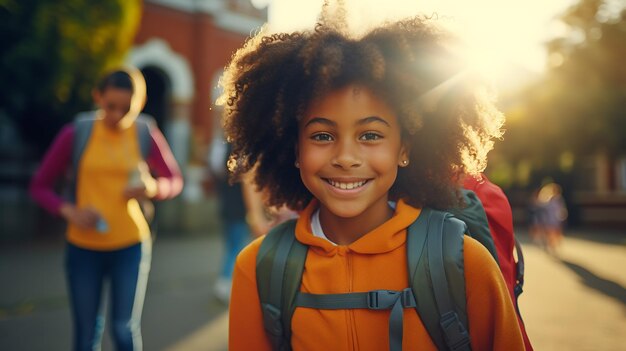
[495,0,626,187]
[0,0,142,155]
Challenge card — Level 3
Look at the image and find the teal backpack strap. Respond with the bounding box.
[73,112,153,166]
[295,288,416,351]
[135,114,154,159]
[408,208,471,351]
[257,208,471,351]
[257,219,417,351]
[70,112,97,201]
[256,219,307,351]
[72,112,97,171]
[449,189,499,264]
[428,211,471,351]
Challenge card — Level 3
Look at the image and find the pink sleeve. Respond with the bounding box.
[29,125,74,215]
[145,126,184,200]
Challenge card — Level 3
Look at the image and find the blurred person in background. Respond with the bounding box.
[242,171,299,238]
[207,134,298,303]
[207,136,250,303]
[29,67,183,351]
[527,188,545,246]
[527,182,568,254]
[536,182,568,254]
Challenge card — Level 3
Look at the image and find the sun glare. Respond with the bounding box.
[266,0,576,86]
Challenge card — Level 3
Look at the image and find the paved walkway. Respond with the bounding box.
[166,228,626,351]
[0,234,229,351]
[519,229,626,351]
[1,228,624,350]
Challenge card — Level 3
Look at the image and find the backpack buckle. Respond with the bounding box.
[401,288,416,308]
[367,290,400,310]
[440,311,471,351]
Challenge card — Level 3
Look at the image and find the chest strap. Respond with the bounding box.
[294,288,416,351]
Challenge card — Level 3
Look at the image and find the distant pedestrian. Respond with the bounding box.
[207,138,297,303]
[242,171,299,238]
[528,188,545,246]
[207,135,250,303]
[29,67,183,351]
[536,182,567,253]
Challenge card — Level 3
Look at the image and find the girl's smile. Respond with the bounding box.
[322,177,372,198]
[297,84,409,242]
[324,178,370,191]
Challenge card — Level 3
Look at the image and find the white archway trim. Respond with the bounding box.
[147,0,265,35]
[128,38,194,102]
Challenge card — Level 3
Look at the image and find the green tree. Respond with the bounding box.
[0,0,142,155]
[495,0,626,188]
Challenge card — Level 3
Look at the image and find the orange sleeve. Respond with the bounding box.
[464,236,525,350]
[229,236,273,351]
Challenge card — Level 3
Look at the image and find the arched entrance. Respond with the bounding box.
[141,66,171,133]
[128,38,194,169]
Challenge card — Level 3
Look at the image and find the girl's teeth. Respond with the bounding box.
[329,180,365,190]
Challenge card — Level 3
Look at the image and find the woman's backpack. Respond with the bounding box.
[70,112,157,234]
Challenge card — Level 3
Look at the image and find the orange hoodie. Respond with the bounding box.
[229,200,524,350]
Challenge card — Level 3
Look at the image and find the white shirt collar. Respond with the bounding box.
[310,201,397,245]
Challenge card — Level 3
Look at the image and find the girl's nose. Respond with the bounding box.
[331,140,362,169]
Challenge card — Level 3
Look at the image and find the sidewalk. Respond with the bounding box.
[166,228,626,351]
[518,228,626,351]
[0,233,229,351]
[1,227,624,350]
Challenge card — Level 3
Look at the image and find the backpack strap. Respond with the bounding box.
[449,189,499,264]
[72,112,154,167]
[72,112,96,172]
[135,114,154,159]
[256,219,307,351]
[257,208,472,351]
[69,112,97,202]
[70,112,156,232]
[69,112,154,200]
[427,210,471,351]
[408,208,471,351]
[257,218,418,351]
[514,238,525,298]
[295,288,416,351]
[513,238,526,318]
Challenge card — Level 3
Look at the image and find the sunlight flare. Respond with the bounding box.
[266,0,577,83]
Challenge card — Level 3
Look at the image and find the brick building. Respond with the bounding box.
[129,0,266,169]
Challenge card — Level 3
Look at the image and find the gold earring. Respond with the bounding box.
[401,160,409,167]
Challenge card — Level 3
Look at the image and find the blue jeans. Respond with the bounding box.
[65,242,151,351]
[220,221,249,279]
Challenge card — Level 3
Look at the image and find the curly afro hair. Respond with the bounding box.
[218,14,504,211]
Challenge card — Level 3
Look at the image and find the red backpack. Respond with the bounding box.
[463,174,533,350]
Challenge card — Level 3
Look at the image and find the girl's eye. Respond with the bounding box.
[360,132,383,141]
[311,133,333,142]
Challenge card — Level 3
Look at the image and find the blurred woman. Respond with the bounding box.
[30,67,183,351]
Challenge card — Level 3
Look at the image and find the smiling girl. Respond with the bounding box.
[220,11,524,351]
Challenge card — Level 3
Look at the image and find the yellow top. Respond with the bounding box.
[67,119,150,250]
